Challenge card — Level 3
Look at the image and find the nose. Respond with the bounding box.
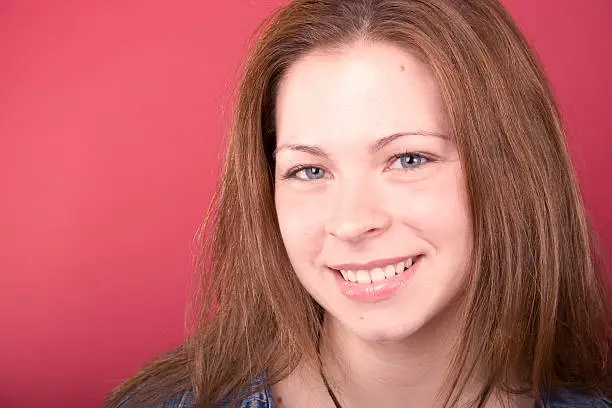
[324,180,391,242]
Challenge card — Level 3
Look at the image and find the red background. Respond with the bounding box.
[0,1,610,407]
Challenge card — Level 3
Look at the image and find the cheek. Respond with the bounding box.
[425,173,472,272]
[275,188,328,259]
[389,169,471,252]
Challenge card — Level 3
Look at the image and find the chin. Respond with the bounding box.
[329,296,461,345]
[340,312,430,343]
[357,328,416,343]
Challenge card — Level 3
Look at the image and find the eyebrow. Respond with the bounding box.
[272,131,449,159]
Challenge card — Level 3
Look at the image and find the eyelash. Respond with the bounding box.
[282,151,433,181]
[390,151,431,170]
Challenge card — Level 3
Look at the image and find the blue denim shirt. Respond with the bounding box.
[137,386,611,408]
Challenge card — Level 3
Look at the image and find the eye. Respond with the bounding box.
[286,166,327,181]
[388,152,430,170]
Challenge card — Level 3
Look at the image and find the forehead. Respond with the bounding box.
[274,41,448,148]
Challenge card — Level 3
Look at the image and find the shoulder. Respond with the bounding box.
[114,390,195,408]
[541,388,612,407]
[124,385,611,408]
[217,388,275,408]
[135,387,274,408]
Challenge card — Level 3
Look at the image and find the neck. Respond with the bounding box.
[272,305,534,408]
[319,306,470,408]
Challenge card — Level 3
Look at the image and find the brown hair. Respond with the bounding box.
[105,0,612,407]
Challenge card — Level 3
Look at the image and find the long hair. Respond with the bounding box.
[105,1,612,407]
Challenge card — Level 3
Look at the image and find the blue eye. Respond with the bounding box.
[389,152,429,170]
[288,166,326,180]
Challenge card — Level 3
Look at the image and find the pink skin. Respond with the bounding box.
[270,41,536,408]
[273,41,471,346]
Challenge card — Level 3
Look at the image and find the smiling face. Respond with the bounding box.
[273,41,472,341]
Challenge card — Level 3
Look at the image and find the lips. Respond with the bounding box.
[330,255,424,302]
[333,256,420,284]
[328,254,421,271]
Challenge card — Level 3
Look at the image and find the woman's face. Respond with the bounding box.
[274,41,472,341]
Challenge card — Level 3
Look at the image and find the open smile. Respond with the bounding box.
[328,255,424,302]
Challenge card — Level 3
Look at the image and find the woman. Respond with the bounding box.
[105,0,612,407]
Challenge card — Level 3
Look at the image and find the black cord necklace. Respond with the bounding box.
[315,327,491,408]
[319,366,490,408]
[320,366,343,408]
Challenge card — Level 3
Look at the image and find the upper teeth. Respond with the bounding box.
[339,257,416,283]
